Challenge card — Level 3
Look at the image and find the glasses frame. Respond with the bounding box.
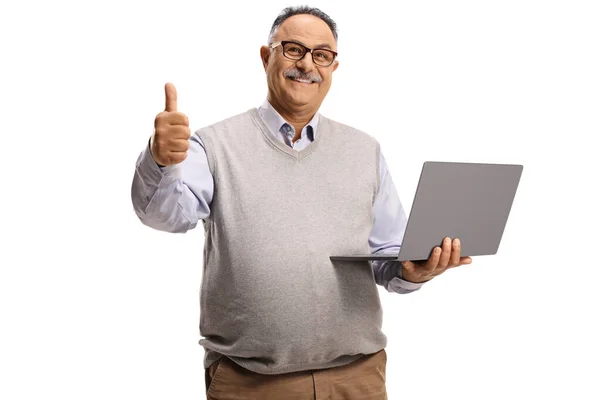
[269,40,338,67]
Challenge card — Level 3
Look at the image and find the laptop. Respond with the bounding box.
[330,161,523,262]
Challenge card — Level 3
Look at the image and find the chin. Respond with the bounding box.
[285,90,319,106]
[289,96,318,108]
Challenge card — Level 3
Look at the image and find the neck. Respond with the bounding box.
[267,95,319,131]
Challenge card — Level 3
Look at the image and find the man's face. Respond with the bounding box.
[261,14,339,111]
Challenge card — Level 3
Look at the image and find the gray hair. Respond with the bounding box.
[267,5,338,44]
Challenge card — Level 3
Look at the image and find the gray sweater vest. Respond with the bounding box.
[197,108,386,375]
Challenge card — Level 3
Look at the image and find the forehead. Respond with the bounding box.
[274,14,336,48]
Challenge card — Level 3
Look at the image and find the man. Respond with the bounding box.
[131,6,472,399]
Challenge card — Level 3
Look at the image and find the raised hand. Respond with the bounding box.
[401,237,472,283]
[150,83,191,167]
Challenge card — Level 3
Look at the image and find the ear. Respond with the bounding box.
[332,59,339,72]
[260,46,271,71]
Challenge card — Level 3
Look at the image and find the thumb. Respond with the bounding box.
[164,82,178,112]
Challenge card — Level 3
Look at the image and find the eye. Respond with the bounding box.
[314,51,332,61]
[287,46,303,55]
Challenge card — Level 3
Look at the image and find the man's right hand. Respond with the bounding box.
[150,82,191,167]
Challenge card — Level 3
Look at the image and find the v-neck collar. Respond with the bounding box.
[257,99,319,144]
[248,108,323,161]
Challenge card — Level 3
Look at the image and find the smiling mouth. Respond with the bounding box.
[288,76,315,84]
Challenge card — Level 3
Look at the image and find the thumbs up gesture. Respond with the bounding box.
[150,83,191,167]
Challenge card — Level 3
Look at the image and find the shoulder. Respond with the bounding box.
[320,114,380,148]
[194,109,257,138]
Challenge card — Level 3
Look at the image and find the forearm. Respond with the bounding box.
[369,150,426,293]
[371,258,426,294]
[131,138,210,233]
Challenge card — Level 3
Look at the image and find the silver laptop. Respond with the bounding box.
[330,161,523,262]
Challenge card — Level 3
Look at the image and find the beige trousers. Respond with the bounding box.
[205,349,387,400]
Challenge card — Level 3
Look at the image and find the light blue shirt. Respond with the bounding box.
[132,100,426,294]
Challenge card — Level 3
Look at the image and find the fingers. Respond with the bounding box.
[422,246,441,271]
[449,238,461,266]
[431,237,468,271]
[155,111,189,127]
[154,122,191,139]
[167,138,191,152]
[437,237,452,268]
[403,238,473,283]
[152,135,191,152]
[165,82,178,112]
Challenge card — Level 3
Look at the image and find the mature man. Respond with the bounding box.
[131,6,471,399]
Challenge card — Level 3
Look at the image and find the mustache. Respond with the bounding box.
[284,68,323,83]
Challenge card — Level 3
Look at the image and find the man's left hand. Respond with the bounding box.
[401,237,472,283]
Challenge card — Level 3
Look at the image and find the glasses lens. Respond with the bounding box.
[312,49,335,66]
[282,42,306,60]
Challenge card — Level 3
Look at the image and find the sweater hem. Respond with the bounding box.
[227,353,367,375]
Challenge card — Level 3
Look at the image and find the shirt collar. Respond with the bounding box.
[257,99,319,141]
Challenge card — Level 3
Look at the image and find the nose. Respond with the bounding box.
[295,51,315,72]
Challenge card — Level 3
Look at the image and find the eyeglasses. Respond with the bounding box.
[269,40,338,67]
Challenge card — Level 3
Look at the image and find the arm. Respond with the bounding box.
[370,150,427,294]
[130,134,213,233]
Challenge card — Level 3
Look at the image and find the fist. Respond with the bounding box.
[150,82,191,167]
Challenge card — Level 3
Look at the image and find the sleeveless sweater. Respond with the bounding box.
[196,108,386,375]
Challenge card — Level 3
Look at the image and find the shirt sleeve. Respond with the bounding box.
[370,149,427,294]
[130,133,214,233]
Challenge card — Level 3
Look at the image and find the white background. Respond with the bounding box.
[1,0,599,399]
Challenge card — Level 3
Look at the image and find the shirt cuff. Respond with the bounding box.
[390,263,429,292]
[388,276,427,292]
[137,138,182,184]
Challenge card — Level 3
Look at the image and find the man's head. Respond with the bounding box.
[260,6,339,115]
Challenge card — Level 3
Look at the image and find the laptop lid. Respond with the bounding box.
[330,161,523,262]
